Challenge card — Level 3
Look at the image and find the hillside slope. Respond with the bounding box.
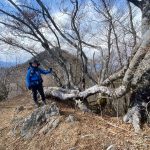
[0,94,150,150]
[3,50,83,98]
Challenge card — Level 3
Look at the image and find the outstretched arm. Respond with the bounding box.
[39,68,52,75]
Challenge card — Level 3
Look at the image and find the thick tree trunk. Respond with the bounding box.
[133,0,150,84]
[141,0,150,35]
[123,0,150,132]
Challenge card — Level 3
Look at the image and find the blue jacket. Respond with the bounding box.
[26,66,52,88]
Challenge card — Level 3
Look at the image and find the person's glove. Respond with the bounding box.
[49,68,52,73]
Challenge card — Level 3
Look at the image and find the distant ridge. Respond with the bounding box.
[0,61,16,68]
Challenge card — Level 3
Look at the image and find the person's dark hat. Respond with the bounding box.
[29,59,40,66]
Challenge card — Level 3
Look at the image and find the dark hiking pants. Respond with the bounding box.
[31,84,46,105]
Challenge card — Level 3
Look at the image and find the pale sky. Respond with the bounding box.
[0,0,142,64]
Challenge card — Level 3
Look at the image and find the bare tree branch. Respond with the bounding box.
[128,0,142,9]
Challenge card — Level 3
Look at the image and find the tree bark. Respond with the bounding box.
[44,85,127,100]
[123,0,150,132]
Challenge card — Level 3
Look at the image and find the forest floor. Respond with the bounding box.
[0,93,150,150]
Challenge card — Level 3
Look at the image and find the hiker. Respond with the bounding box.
[26,60,52,107]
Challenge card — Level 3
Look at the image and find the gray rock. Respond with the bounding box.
[39,124,49,135]
[51,117,60,128]
[47,118,60,134]
[39,117,60,135]
[65,115,76,123]
[46,102,60,117]
[13,103,60,139]
[11,117,24,135]
[106,145,115,150]
[39,117,60,134]
[11,116,24,124]
[68,147,76,150]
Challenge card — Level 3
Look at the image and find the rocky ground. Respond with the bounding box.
[0,93,150,150]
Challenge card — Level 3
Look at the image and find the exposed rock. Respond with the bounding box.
[80,134,95,139]
[12,102,60,139]
[106,145,115,150]
[11,116,24,124]
[65,115,77,123]
[51,117,60,128]
[68,147,76,150]
[12,117,24,135]
[39,117,60,135]
[46,102,60,117]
